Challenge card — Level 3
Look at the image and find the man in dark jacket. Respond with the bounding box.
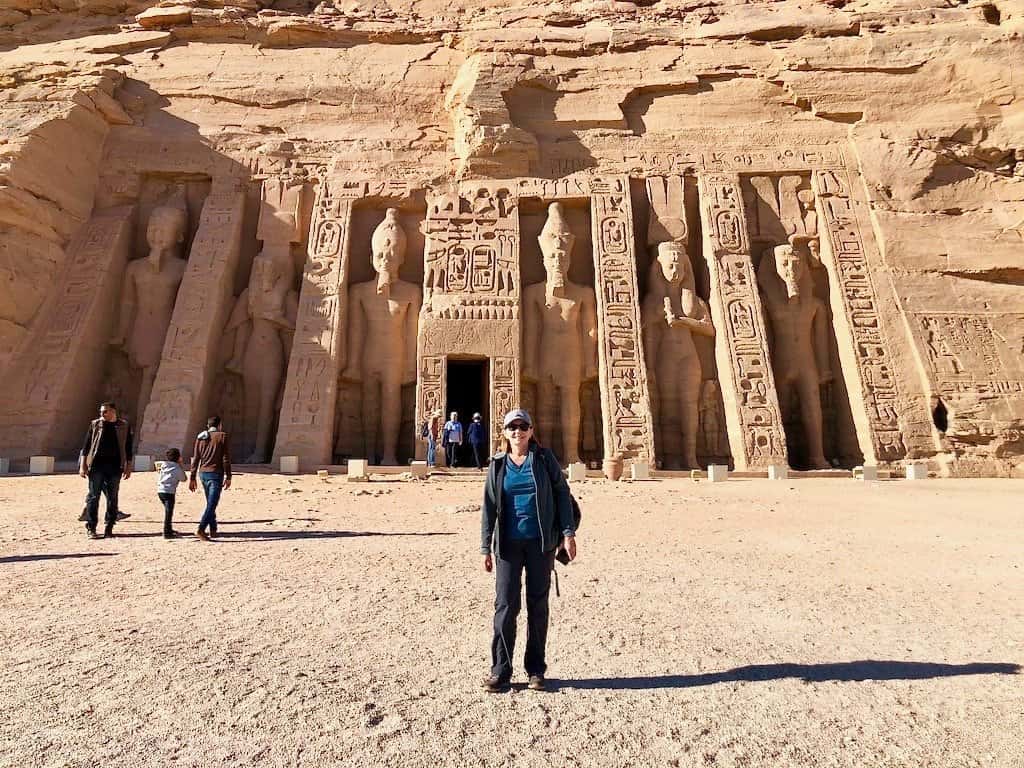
[189,415,232,541]
[79,402,133,539]
[467,412,487,470]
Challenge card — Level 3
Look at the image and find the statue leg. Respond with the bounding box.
[379,376,401,466]
[536,381,558,455]
[251,353,283,463]
[136,366,157,439]
[559,380,582,465]
[797,373,829,469]
[658,373,682,469]
[680,356,702,470]
[361,376,380,464]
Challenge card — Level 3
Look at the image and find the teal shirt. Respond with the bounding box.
[502,453,540,540]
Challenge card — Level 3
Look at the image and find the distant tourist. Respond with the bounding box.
[189,415,232,542]
[426,409,442,468]
[157,448,187,540]
[442,411,463,468]
[79,402,134,539]
[480,408,577,693]
[468,412,487,470]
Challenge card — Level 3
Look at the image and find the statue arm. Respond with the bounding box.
[813,301,832,383]
[342,293,364,381]
[583,288,599,380]
[641,307,660,425]
[522,290,539,382]
[225,289,250,371]
[683,298,716,338]
[404,290,421,385]
[111,270,135,346]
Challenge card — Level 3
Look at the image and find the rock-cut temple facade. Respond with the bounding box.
[1,0,1022,477]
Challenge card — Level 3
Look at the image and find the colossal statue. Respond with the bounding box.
[225,196,300,463]
[342,208,421,465]
[522,202,598,465]
[641,240,715,469]
[110,202,188,435]
[757,237,832,469]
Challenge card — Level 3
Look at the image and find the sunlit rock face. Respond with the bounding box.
[1,0,1022,476]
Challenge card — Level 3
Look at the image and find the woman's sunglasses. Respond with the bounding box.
[505,422,530,432]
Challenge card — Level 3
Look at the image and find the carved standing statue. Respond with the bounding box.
[342,208,421,465]
[641,241,715,469]
[110,201,188,436]
[522,202,598,465]
[225,183,301,463]
[757,237,832,469]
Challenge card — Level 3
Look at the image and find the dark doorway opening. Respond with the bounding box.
[446,358,490,468]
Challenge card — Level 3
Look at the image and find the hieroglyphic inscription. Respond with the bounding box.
[912,313,1024,396]
[589,175,655,464]
[140,177,246,456]
[813,170,906,461]
[273,170,358,466]
[491,356,518,453]
[0,208,133,457]
[698,173,787,470]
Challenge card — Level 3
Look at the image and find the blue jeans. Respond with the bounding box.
[426,436,437,467]
[199,472,223,533]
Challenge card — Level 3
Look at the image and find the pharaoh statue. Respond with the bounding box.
[110,199,188,435]
[522,202,598,465]
[342,208,421,465]
[225,181,302,463]
[757,236,832,469]
[641,241,715,469]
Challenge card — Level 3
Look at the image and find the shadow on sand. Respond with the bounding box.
[1,552,119,564]
[211,530,455,542]
[550,661,1022,691]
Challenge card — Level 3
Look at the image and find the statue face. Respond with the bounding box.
[657,241,689,284]
[538,203,574,286]
[774,245,804,299]
[371,208,406,285]
[146,207,186,254]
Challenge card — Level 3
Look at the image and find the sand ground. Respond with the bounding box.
[0,471,1021,768]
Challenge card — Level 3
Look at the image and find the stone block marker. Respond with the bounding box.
[707,464,729,483]
[280,456,299,474]
[567,462,586,482]
[0,458,9,475]
[317,469,329,480]
[29,456,55,474]
[134,455,154,472]
[631,461,650,480]
[905,462,928,480]
[409,461,428,478]
[767,464,789,480]
[853,464,878,481]
[347,459,369,482]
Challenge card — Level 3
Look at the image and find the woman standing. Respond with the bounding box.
[480,408,577,693]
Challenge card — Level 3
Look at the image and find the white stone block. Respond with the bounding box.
[0,458,9,474]
[317,469,330,480]
[280,455,300,474]
[567,462,586,482]
[133,455,154,472]
[29,456,54,474]
[347,459,369,481]
[707,464,729,483]
[767,464,788,480]
[905,462,928,480]
[853,464,878,481]
[631,461,650,480]
[410,461,428,478]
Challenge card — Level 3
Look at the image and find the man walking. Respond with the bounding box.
[189,415,232,542]
[79,402,133,539]
[468,412,487,470]
[442,411,463,468]
[426,409,442,468]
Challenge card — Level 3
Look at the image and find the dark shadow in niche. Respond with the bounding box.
[932,396,949,433]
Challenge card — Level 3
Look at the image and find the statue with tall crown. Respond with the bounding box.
[522,202,598,465]
[110,190,189,436]
[342,208,421,465]
[757,235,832,469]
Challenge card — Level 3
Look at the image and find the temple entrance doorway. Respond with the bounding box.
[446,357,490,467]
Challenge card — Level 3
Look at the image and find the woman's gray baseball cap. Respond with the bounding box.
[502,409,532,428]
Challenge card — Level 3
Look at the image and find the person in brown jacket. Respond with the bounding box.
[79,402,133,539]
[188,415,232,542]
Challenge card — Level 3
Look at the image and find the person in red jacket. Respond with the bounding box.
[189,415,232,542]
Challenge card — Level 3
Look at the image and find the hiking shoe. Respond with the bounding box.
[78,510,88,522]
[163,531,178,540]
[103,525,114,538]
[196,530,210,542]
[86,529,100,540]
[481,675,510,693]
[115,512,130,521]
[527,675,546,692]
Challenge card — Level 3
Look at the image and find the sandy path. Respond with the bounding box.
[0,473,1021,767]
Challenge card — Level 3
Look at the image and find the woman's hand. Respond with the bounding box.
[563,535,577,562]
[483,554,493,572]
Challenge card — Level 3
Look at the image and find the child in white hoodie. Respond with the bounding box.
[157,448,188,539]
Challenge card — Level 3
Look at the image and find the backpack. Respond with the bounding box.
[538,448,581,561]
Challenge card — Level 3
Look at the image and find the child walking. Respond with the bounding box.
[157,448,187,539]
